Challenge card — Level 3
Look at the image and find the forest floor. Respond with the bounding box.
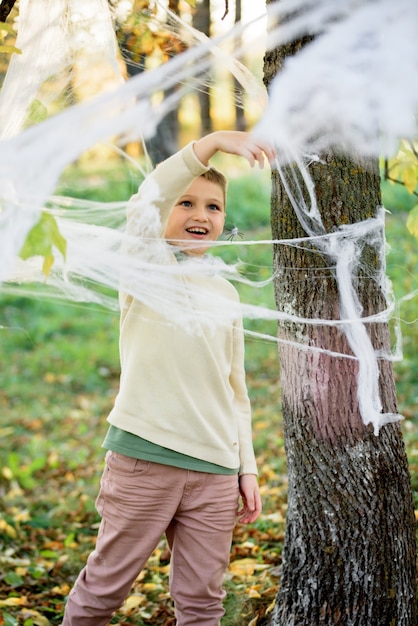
[0,164,417,625]
[0,293,286,625]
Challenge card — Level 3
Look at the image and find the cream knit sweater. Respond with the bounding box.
[107,143,257,475]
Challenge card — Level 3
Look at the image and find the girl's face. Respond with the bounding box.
[164,177,226,255]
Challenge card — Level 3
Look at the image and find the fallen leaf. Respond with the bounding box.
[51,583,71,596]
[229,558,258,577]
[120,593,147,613]
[0,519,17,539]
[20,609,51,625]
[0,597,28,607]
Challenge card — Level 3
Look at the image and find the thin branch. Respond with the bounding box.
[384,158,389,181]
[385,173,418,197]
[0,0,17,22]
[221,0,229,20]
[407,138,418,161]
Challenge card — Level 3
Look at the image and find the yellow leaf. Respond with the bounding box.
[406,205,418,239]
[229,557,258,576]
[42,253,54,276]
[0,518,17,538]
[387,161,400,183]
[20,609,51,625]
[0,44,21,54]
[141,581,163,591]
[386,140,418,192]
[0,21,16,34]
[254,420,269,430]
[121,594,146,611]
[0,596,28,607]
[14,510,31,523]
[401,166,418,194]
[2,466,13,480]
[237,540,259,551]
[265,598,277,614]
[51,583,71,596]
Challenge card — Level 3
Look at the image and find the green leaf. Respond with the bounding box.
[64,532,76,547]
[0,44,21,54]
[406,204,418,240]
[26,99,49,125]
[6,451,20,475]
[0,21,16,34]
[0,22,21,55]
[19,212,67,277]
[40,549,58,558]
[3,612,19,626]
[4,571,24,587]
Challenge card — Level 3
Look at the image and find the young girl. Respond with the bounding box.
[62,131,275,626]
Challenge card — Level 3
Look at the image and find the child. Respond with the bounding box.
[62,131,275,626]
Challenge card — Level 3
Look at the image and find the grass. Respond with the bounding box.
[0,158,417,624]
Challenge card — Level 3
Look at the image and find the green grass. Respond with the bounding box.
[0,159,417,624]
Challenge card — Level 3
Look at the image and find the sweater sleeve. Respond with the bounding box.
[231,313,258,476]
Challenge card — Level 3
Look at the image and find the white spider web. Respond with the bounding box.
[1,0,417,434]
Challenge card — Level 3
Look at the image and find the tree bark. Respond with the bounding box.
[115,0,180,163]
[192,0,212,136]
[263,11,417,626]
[0,0,17,22]
[146,0,180,163]
[234,0,246,131]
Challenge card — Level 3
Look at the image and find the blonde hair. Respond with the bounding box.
[200,167,228,204]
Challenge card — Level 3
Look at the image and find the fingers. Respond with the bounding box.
[237,501,261,524]
[196,130,276,169]
[237,476,262,524]
[237,507,257,524]
[262,141,278,166]
[244,137,277,169]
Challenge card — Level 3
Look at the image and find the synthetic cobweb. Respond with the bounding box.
[1,0,417,434]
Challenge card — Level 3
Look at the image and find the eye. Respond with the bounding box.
[208,203,221,211]
[179,200,192,207]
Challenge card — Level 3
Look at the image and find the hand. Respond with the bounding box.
[237,474,262,524]
[193,131,276,169]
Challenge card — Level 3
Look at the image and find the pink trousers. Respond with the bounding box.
[62,451,240,626]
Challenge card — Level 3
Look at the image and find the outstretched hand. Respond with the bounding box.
[193,130,276,169]
[237,474,262,524]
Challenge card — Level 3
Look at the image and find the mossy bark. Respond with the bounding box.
[263,6,417,624]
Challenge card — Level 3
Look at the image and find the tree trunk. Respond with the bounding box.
[145,0,180,163]
[263,15,417,626]
[192,0,212,135]
[234,0,246,131]
[0,0,17,22]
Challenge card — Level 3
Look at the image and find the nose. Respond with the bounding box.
[192,203,208,221]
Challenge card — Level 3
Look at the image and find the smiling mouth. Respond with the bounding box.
[186,227,209,236]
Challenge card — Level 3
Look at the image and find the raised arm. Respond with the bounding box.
[192,130,276,169]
